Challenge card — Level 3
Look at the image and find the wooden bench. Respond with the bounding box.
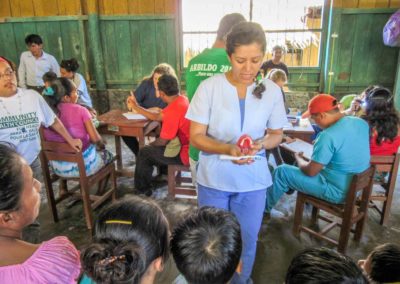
[167,164,196,199]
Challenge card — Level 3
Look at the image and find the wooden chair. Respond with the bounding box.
[292,166,375,253]
[39,129,117,230]
[167,164,196,198]
[370,151,400,225]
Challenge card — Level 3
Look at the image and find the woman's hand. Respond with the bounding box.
[126,91,139,111]
[227,144,256,165]
[70,138,82,152]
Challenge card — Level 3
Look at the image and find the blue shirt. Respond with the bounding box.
[312,116,370,191]
[186,74,287,192]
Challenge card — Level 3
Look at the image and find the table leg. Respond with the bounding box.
[138,131,145,148]
[115,135,123,171]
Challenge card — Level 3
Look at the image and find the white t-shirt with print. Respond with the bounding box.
[0,88,55,164]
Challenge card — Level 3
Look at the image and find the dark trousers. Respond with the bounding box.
[122,136,139,157]
[134,145,182,193]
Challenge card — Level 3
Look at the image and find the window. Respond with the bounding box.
[182,0,325,67]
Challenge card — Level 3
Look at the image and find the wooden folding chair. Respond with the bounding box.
[370,151,400,225]
[293,166,375,253]
[39,128,117,229]
[167,164,196,198]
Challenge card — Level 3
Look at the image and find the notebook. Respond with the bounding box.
[280,139,313,160]
[123,112,147,120]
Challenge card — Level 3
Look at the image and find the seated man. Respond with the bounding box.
[266,94,370,211]
[286,247,368,283]
[170,207,242,284]
[358,243,400,284]
[128,74,190,196]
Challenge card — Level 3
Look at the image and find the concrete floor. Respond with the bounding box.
[38,135,400,284]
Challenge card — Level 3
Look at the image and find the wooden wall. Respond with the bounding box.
[334,0,400,8]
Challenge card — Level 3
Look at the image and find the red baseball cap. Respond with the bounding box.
[302,94,338,118]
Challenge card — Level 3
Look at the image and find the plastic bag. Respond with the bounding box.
[383,9,400,47]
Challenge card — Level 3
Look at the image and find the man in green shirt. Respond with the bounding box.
[186,13,246,184]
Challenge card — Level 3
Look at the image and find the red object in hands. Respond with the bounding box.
[237,134,253,154]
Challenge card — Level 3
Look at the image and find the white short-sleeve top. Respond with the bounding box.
[186,74,288,192]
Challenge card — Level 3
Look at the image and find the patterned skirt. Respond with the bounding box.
[50,144,113,178]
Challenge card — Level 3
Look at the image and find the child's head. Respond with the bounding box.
[302,94,341,129]
[81,196,169,284]
[0,143,41,232]
[286,247,368,284]
[267,68,287,88]
[170,207,242,284]
[42,71,57,87]
[43,77,78,113]
[359,243,400,283]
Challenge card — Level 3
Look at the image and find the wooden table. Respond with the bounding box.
[98,109,159,176]
[283,120,315,143]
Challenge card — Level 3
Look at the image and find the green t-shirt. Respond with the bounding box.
[186,48,231,161]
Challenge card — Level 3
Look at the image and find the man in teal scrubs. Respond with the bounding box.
[266,94,370,210]
[186,13,246,183]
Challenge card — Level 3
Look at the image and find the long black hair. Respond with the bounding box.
[81,196,169,284]
[43,77,75,114]
[362,86,399,145]
[0,144,24,212]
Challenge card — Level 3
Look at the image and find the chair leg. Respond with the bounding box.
[111,169,117,201]
[380,187,394,226]
[80,183,94,230]
[311,206,319,225]
[337,216,352,254]
[293,194,305,237]
[167,166,176,198]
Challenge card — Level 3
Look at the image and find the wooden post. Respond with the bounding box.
[87,0,106,90]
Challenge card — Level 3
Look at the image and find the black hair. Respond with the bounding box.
[25,34,43,45]
[285,247,368,284]
[216,13,246,41]
[60,58,80,73]
[362,86,399,145]
[43,77,75,114]
[226,22,267,99]
[170,207,242,284]
[369,243,400,283]
[0,144,24,212]
[157,74,180,97]
[42,71,57,84]
[81,196,169,284]
[272,45,284,52]
[226,21,266,56]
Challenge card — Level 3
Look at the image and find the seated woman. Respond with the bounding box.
[80,196,169,284]
[0,144,81,283]
[60,58,93,108]
[43,77,113,177]
[122,63,177,158]
[362,86,400,156]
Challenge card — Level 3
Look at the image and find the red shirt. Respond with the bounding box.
[160,95,190,165]
[370,133,400,156]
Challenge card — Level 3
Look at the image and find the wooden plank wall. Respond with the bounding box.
[335,0,400,8]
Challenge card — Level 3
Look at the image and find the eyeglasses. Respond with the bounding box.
[0,69,15,80]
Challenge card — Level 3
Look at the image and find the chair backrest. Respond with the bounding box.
[344,166,376,211]
[39,127,86,177]
[371,151,400,190]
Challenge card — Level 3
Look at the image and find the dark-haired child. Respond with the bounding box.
[286,247,368,283]
[80,196,169,284]
[358,243,400,283]
[43,77,112,177]
[171,207,242,284]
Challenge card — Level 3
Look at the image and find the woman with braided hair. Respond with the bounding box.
[80,196,169,284]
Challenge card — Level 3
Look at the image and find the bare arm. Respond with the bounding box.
[254,128,284,150]
[50,117,82,152]
[295,152,324,176]
[127,91,163,121]
[151,137,169,146]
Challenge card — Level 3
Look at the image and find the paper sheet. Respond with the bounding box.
[219,155,264,161]
[123,112,147,120]
[280,139,313,160]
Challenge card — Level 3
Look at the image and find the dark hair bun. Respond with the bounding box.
[82,242,146,283]
[60,58,80,72]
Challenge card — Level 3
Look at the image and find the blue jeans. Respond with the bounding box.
[266,164,345,212]
[197,184,266,284]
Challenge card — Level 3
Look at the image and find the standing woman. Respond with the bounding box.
[186,22,287,284]
[123,63,177,158]
[60,58,93,108]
